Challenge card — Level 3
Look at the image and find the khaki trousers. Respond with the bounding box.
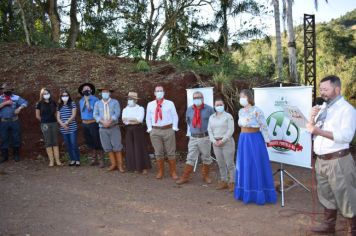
[149,128,176,159]
[186,136,212,166]
[315,153,356,217]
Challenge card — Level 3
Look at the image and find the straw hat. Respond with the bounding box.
[127,92,139,100]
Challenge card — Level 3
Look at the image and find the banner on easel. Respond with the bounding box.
[254,86,313,168]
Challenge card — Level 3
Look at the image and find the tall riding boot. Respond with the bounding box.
[168,159,178,180]
[155,159,165,179]
[310,208,337,234]
[115,151,125,173]
[53,146,62,166]
[347,216,356,236]
[46,147,55,167]
[176,164,194,185]
[0,149,9,163]
[13,147,20,162]
[107,152,117,171]
[201,164,212,184]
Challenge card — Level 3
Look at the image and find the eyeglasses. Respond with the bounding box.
[193,97,203,99]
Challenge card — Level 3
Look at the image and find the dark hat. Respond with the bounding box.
[78,83,96,96]
[1,83,14,91]
[98,87,114,93]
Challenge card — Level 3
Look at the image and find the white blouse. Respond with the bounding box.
[122,105,145,125]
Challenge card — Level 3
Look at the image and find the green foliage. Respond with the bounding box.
[136,60,150,72]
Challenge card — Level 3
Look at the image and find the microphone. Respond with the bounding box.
[314,97,325,106]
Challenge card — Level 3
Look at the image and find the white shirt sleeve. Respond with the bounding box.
[170,101,179,131]
[137,106,145,123]
[333,105,356,144]
[146,102,153,132]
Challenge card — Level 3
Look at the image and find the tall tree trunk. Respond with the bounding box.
[66,0,79,48]
[15,0,31,46]
[47,0,60,44]
[145,0,155,60]
[273,0,283,80]
[285,0,298,83]
[152,27,169,60]
[222,1,229,54]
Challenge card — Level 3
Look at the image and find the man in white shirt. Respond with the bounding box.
[307,75,356,235]
[146,85,179,180]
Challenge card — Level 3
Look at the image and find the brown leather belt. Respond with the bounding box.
[317,149,350,160]
[1,116,18,122]
[191,132,209,138]
[152,124,172,130]
[82,119,96,124]
[241,127,259,133]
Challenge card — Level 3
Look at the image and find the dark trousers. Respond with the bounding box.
[83,122,102,150]
[0,120,21,149]
[62,131,80,161]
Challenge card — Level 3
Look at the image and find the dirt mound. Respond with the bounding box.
[0,43,208,158]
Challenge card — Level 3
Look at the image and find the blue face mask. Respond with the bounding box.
[155,91,164,100]
[215,105,224,113]
[193,99,202,106]
[102,92,110,100]
[127,99,135,107]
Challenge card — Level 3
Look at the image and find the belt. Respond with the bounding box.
[241,127,259,133]
[82,119,96,124]
[215,137,223,141]
[152,124,172,130]
[1,116,18,122]
[191,132,209,138]
[317,149,350,160]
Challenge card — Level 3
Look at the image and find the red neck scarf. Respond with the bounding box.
[155,99,164,123]
[192,103,204,128]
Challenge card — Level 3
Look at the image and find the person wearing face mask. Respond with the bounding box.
[122,92,151,174]
[306,75,356,235]
[207,98,236,192]
[78,83,104,168]
[35,88,61,167]
[0,84,28,163]
[146,85,179,180]
[234,89,277,205]
[57,90,80,166]
[176,91,214,185]
[93,87,124,172]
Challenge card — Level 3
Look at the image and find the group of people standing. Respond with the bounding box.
[0,74,354,234]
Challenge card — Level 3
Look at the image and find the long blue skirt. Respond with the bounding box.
[234,132,277,205]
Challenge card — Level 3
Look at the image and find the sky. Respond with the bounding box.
[265,0,356,36]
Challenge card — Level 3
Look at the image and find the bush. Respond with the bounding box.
[136,60,150,72]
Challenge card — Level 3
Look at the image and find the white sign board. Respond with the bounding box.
[254,86,313,168]
[186,87,214,136]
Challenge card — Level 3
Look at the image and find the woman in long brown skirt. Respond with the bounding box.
[122,92,151,174]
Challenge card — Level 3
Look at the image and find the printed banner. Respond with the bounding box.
[254,86,313,168]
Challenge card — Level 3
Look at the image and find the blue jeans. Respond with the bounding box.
[0,120,21,149]
[62,131,80,161]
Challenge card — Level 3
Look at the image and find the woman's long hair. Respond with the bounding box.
[58,89,73,110]
[38,88,56,115]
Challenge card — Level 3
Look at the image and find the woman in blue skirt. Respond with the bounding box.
[234,89,277,205]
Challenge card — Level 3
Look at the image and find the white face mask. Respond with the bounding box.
[215,105,224,113]
[43,94,50,100]
[239,97,249,107]
[155,91,164,100]
[102,92,110,100]
[127,99,135,107]
[61,96,69,102]
[193,98,203,106]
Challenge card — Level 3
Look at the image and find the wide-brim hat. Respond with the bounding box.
[78,83,96,95]
[126,92,140,100]
[98,87,114,93]
[1,83,14,91]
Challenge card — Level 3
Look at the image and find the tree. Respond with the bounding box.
[66,0,79,48]
[272,0,283,80]
[285,0,298,83]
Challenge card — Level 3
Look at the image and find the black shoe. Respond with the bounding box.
[1,149,9,164]
[13,147,20,162]
[75,161,80,167]
[69,161,75,166]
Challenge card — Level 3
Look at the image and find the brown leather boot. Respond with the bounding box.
[347,216,356,236]
[107,152,117,171]
[53,146,62,166]
[310,208,337,234]
[201,164,212,184]
[176,164,194,185]
[228,182,235,192]
[46,147,55,167]
[155,159,165,179]
[115,151,125,173]
[168,159,179,180]
[216,181,228,190]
